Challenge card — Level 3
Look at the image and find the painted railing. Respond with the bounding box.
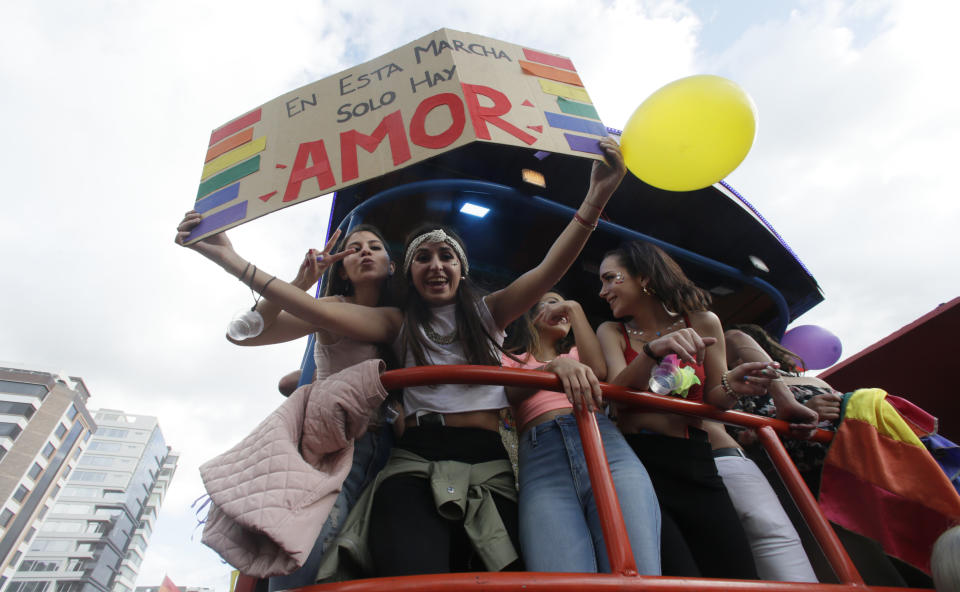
[235,365,923,592]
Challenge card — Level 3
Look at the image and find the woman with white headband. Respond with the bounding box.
[175,137,631,577]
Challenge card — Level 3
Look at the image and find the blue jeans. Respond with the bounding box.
[268,426,393,590]
[518,413,661,574]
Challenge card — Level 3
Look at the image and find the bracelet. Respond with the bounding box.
[238,262,251,283]
[251,275,276,309]
[583,201,603,213]
[573,212,598,230]
[720,370,738,398]
[642,342,663,364]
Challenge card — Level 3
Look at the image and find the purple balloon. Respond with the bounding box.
[780,325,843,370]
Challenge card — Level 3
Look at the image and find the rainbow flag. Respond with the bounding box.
[819,388,960,573]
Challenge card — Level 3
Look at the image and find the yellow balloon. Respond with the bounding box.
[620,75,757,192]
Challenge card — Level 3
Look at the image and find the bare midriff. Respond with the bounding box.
[617,409,703,440]
[520,406,574,434]
[404,409,502,432]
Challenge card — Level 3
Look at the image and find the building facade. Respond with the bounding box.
[6,409,177,592]
[0,367,97,590]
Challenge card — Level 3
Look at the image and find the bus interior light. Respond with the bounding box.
[460,202,490,218]
[521,168,546,188]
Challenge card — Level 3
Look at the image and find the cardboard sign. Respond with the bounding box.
[187,28,608,242]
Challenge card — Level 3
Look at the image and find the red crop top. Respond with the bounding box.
[620,321,705,402]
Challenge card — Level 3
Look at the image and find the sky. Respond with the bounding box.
[2,0,958,589]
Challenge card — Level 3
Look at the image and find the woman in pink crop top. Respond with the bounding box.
[500,290,660,574]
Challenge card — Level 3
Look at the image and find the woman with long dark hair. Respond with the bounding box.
[596,240,776,579]
[176,137,630,577]
[208,224,398,588]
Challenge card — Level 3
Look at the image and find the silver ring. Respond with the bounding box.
[316,254,325,262]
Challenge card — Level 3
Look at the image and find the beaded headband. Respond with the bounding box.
[402,229,469,276]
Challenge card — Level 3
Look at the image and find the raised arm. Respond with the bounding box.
[175,212,402,344]
[536,299,606,380]
[485,138,625,329]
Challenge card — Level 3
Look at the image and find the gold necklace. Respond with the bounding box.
[423,324,457,345]
[625,317,684,340]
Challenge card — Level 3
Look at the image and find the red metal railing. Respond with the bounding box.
[258,366,923,592]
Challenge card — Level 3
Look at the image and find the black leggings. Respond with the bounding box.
[625,431,758,579]
[369,426,523,576]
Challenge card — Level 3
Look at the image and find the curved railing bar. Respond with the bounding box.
[257,366,897,592]
[380,366,834,444]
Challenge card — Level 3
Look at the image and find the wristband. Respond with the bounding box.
[720,370,738,398]
[642,342,663,364]
[573,213,598,230]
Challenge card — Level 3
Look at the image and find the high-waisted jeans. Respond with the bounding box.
[518,413,661,574]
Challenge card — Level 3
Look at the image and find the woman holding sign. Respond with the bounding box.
[175,138,655,577]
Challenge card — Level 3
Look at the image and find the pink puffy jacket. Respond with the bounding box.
[199,359,387,576]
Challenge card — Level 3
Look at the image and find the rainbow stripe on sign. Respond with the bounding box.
[194,108,266,235]
[520,48,604,154]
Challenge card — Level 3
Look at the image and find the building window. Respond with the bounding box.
[0,508,14,527]
[42,442,55,458]
[80,455,115,467]
[56,583,83,592]
[0,422,23,440]
[28,463,43,480]
[25,526,36,541]
[72,470,106,482]
[13,485,29,502]
[98,428,129,438]
[0,380,49,398]
[37,505,48,520]
[17,560,60,572]
[65,558,87,572]
[7,581,51,592]
[66,404,78,420]
[31,539,71,552]
[0,401,36,419]
[88,440,121,452]
[55,423,68,439]
[0,446,6,461]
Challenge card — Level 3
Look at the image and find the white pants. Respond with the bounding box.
[715,455,818,582]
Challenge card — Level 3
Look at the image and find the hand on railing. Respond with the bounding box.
[380,365,833,443]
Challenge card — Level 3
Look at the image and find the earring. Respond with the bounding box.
[641,285,651,296]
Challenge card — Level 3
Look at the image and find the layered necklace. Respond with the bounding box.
[624,316,685,341]
[423,324,457,345]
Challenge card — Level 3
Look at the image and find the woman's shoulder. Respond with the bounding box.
[597,320,622,335]
[685,310,721,335]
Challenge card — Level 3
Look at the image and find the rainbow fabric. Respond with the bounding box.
[819,388,960,573]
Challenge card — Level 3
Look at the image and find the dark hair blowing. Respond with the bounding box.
[324,224,395,307]
[399,223,501,368]
[728,323,804,374]
[605,241,712,315]
[503,287,575,362]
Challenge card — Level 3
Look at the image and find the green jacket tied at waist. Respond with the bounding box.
[315,447,518,581]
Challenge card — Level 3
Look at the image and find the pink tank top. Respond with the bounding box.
[501,347,580,428]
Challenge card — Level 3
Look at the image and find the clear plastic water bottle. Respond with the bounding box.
[227,309,264,340]
[649,355,682,395]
